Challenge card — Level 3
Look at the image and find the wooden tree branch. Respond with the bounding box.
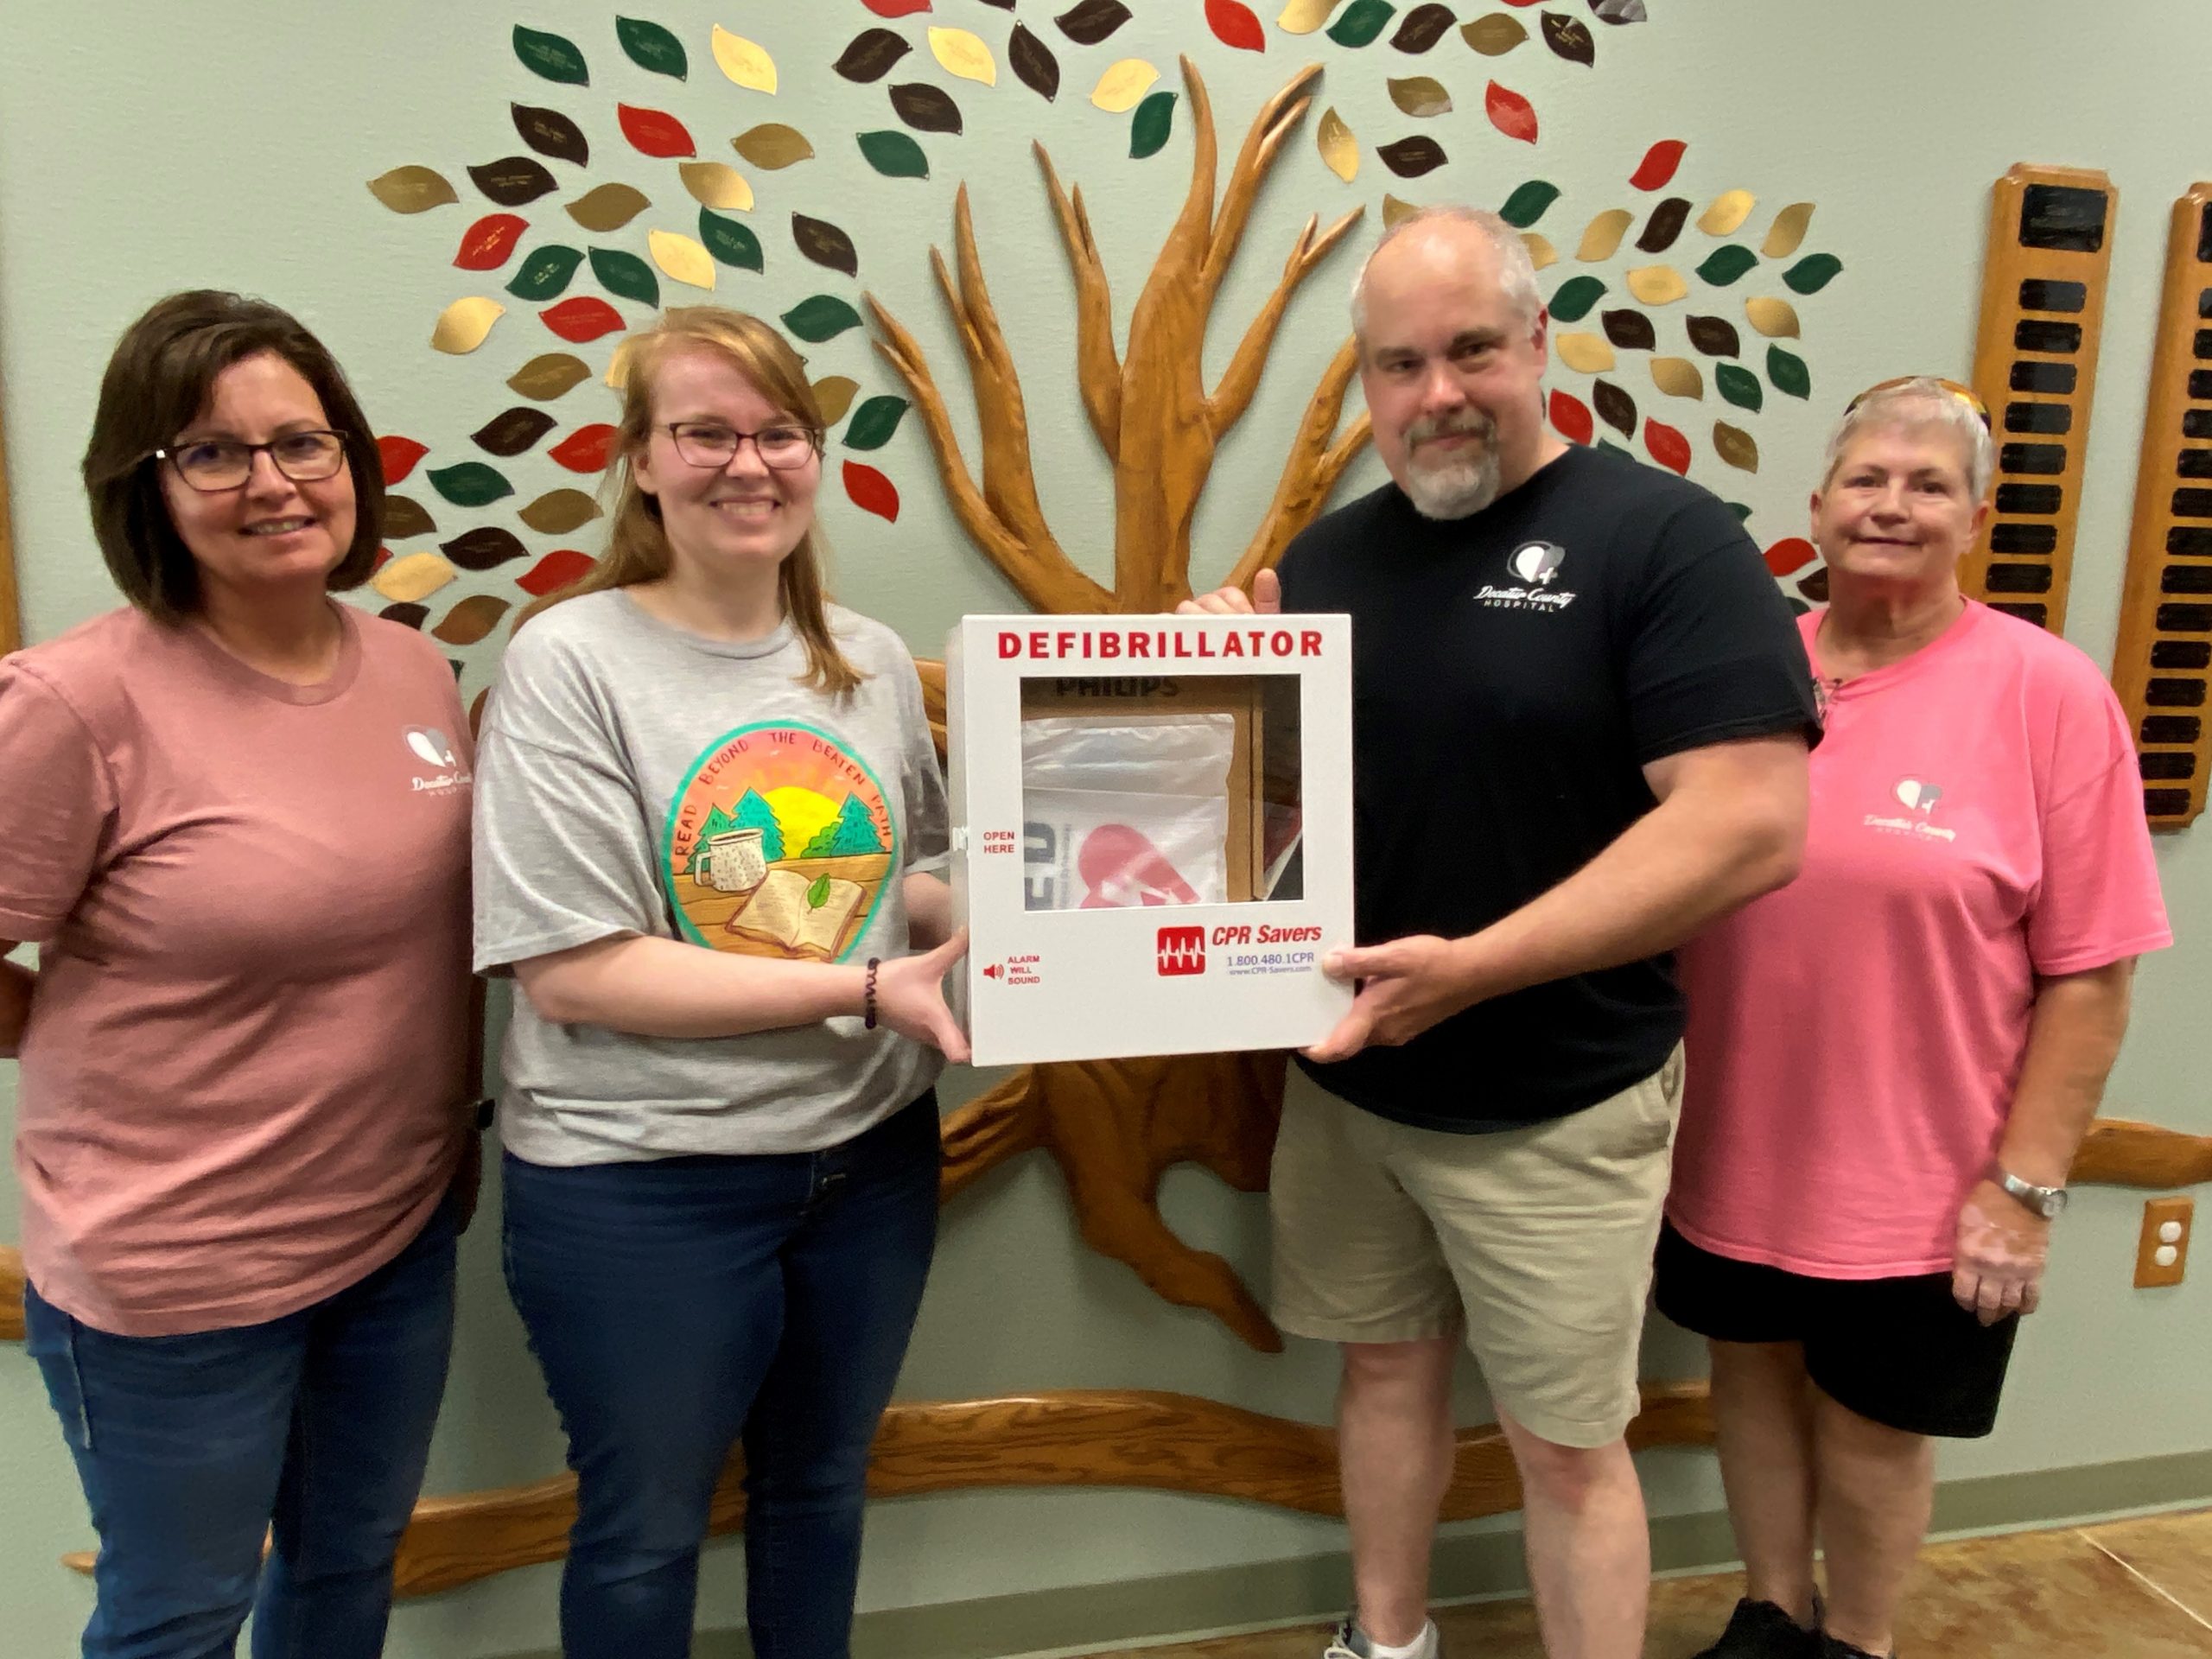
[2072,1117,2212,1187]
[1208,207,1364,437]
[1201,61,1326,300]
[1034,144,1122,462]
[866,295,1109,614]
[939,1067,1047,1202]
[1166,56,1224,292]
[913,657,948,760]
[1229,335,1371,591]
[938,187,1065,566]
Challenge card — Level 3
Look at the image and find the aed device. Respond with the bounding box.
[944,613,1356,1066]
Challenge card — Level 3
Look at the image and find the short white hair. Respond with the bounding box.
[1821,378,1996,501]
[1349,206,1542,341]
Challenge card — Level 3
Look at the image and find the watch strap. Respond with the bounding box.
[1995,1166,2067,1217]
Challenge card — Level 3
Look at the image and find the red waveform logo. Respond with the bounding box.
[1156,925,1207,977]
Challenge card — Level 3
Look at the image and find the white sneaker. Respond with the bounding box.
[1322,1617,1442,1659]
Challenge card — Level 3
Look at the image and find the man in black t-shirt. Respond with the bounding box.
[1186,207,1817,1659]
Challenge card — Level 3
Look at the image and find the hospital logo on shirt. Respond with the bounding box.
[1510,541,1566,585]
[404,726,471,795]
[1864,776,1956,842]
[1475,541,1578,611]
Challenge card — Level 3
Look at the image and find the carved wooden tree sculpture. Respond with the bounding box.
[866,59,1370,1351]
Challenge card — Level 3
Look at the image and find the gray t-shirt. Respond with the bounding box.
[473,590,947,1163]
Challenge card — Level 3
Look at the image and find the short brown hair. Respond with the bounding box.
[520,306,864,696]
[80,290,385,621]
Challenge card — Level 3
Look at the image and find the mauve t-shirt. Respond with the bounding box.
[1672,602,2171,1279]
[0,602,474,1336]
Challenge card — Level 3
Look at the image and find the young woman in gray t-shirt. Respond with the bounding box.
[473,307,969,1659]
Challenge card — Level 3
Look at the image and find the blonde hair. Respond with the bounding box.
[522,306,863,696]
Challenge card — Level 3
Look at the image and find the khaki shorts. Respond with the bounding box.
[1269,1046,1684,1450]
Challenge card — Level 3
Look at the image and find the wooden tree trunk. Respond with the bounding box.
[868,61,1370,1346]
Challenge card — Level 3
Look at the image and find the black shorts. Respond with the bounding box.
[1652,1221,2019,1439]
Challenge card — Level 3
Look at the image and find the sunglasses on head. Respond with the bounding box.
[1844,375,1992,430]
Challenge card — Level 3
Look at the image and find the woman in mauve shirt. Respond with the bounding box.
[0,291,476,1659]
[1658,378,2171,1659]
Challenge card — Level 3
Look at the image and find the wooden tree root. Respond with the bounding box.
[59,1383,1717,1596]
[0,1247,17,1343]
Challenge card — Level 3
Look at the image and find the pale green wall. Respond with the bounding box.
[2,3,2209,1653]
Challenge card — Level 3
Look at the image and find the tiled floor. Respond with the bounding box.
[1074,1509,2212,1657]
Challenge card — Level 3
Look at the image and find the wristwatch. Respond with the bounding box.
[1994,1167,2069,1219]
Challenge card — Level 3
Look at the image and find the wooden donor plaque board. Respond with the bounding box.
[2110,184,2212,830]
[1960,165,2119,633]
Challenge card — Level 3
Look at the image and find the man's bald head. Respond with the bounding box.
[1350,207,1541,345]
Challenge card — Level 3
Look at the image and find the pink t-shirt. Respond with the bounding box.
[0,604,474,1335]
[1671,601,2171,1279]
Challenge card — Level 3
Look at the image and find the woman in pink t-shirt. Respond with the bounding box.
[1656,378,2171,1659]
[0,292,476,1659]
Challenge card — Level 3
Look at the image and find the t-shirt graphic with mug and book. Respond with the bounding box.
[664,720,897,963]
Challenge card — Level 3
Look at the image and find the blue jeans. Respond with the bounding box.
[24,1196,458,1659]
[500,1092,941,1659]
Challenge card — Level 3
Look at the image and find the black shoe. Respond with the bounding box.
[1693,1598,1821,1659]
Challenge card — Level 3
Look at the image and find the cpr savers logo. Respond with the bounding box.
[1477,541,1577,610]
[661,722,897,963]
[1156,925,1207,976]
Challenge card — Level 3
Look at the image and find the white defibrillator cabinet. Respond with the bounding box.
[944,613,1356,1066]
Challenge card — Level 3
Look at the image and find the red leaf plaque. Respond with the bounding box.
[618,103,696,159]
[842,461,901,522]
[1629,139,1688,191]
[1548,391,1594,446]
[1484,81,1538,144]
[453,213,528,270]
[377,435,429,486]
[1205,0,1266,51]
[539,296,625,341]
[518,548,598,595]
[548,423,617,474]
[1643,418,1693,475]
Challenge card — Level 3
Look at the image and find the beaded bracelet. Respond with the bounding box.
[863,957,881,1029]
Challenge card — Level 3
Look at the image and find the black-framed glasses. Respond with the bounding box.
[151,429,349,493]
[665,421,821,471]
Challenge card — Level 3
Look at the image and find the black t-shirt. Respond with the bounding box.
[1279,443,1819,1132]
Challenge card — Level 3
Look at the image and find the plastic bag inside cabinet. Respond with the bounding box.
[1020,714,1235,911]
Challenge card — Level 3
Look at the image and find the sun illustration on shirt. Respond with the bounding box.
[660,722,897,964]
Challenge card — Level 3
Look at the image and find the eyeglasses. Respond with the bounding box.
[151,429,349,493]
[665,421,821,471]
[1844,376,1991,431]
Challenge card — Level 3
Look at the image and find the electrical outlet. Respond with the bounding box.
[2135,1197,2194,1289]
